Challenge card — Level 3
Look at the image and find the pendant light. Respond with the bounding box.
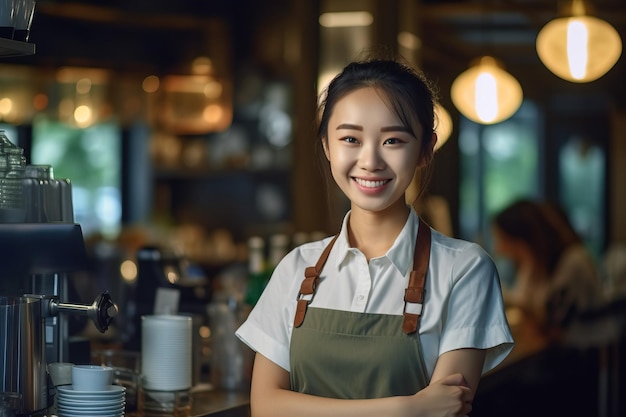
[434,103,452,150]
[536,0,622,83]
[450,56,523,125]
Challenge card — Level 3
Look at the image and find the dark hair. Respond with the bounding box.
[493,199,580,275]
[315,56,439,202]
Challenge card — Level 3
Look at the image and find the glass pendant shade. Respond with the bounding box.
[434,103,452,150]
[450,56,523,125]
[536,1,622,82]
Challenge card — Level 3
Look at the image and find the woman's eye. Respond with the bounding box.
[383,137,403,145]
[342,136,359,144]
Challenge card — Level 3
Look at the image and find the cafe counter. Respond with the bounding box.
[128,388,250,417]
[188,389,249,417]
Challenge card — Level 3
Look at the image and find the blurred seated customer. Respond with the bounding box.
[602,242,626,298]
[491,198,605,343]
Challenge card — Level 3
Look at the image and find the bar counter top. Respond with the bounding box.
[127,388,250,417]
[188,389,250,417]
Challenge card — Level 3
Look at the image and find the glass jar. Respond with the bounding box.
[0,130,26,223]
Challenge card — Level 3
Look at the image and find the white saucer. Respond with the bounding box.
[58,396,124,406]
[57,384,125,398]
[57,404,124,413]
[57,413,123,417]
[57,398,124,407]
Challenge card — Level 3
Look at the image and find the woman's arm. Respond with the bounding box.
[249,353,474,417]
[430,348,486,400]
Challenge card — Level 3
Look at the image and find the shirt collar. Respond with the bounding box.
[333,207,421,276]
[334,211,352,267]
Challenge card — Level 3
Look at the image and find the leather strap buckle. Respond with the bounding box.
[402,219,431,334]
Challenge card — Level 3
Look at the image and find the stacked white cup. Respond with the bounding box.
[54,365,125,417]
[141,314,192,391]
[71,365,114,390]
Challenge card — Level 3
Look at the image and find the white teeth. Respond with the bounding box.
[355,178,387,188]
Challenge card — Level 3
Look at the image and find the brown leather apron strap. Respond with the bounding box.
[403,218,431,334]
[293,217,432,333]
[294,234,339,327]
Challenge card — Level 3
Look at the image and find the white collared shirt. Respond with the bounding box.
[236,207,514,378]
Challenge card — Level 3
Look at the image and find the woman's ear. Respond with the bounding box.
[430,132,438,153]
[418,132,437,167]
[322,137,331,161]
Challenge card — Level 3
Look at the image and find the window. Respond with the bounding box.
[459,102,542,242]
[559,137,605,258]
[31,118,122,239]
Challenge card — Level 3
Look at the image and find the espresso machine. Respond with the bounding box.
[0,132,119,416]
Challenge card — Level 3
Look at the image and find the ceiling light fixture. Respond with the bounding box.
[450,56,523,125]
[318,11,373,28]
[434,104,452,150]
[536,0,622,83]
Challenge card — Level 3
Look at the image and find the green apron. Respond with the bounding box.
[290,218,432,399]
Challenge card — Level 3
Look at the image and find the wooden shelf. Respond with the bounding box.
[154,166,289,180]
[0,37,35,57]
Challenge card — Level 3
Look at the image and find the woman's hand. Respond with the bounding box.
[401,373,472,417]
[399,348,486,417]
[250,352,479,417]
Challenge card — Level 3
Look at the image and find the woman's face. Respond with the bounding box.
[323,86,428,214]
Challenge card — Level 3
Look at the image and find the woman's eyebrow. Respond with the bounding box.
[336,123,362,131]
[336,123,411,133]
[380,125,411,133]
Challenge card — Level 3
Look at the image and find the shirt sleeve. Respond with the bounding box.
[438,243,515,374]
[235,247,305,372]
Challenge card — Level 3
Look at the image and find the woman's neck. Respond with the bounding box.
[348,203,410,260]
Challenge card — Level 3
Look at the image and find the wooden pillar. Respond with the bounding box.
[290,0,334,234]
[610,109,626,243]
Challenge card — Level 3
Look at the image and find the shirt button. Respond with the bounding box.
[358,295,365,301]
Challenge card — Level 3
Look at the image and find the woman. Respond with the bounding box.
[236,56,514,417]
[492,199,604,340]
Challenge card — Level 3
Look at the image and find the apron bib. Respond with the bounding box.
[290,218,432,399]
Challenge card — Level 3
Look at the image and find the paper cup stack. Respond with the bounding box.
[55,365,126,417]
[141,314,192,392]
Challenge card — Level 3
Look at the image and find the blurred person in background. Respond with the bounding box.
[491,198,606,343]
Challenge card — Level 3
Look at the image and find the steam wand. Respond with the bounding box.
[50,291,118,333]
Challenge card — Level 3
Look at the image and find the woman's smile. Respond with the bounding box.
[353,177,392,192]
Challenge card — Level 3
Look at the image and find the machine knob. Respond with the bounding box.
[92,291,118,333]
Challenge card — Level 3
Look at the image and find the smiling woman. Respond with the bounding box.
[235,56,513,417]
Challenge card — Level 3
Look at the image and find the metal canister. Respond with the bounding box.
[0,296,48,415]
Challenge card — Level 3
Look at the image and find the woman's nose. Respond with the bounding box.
[357,144,385,171]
